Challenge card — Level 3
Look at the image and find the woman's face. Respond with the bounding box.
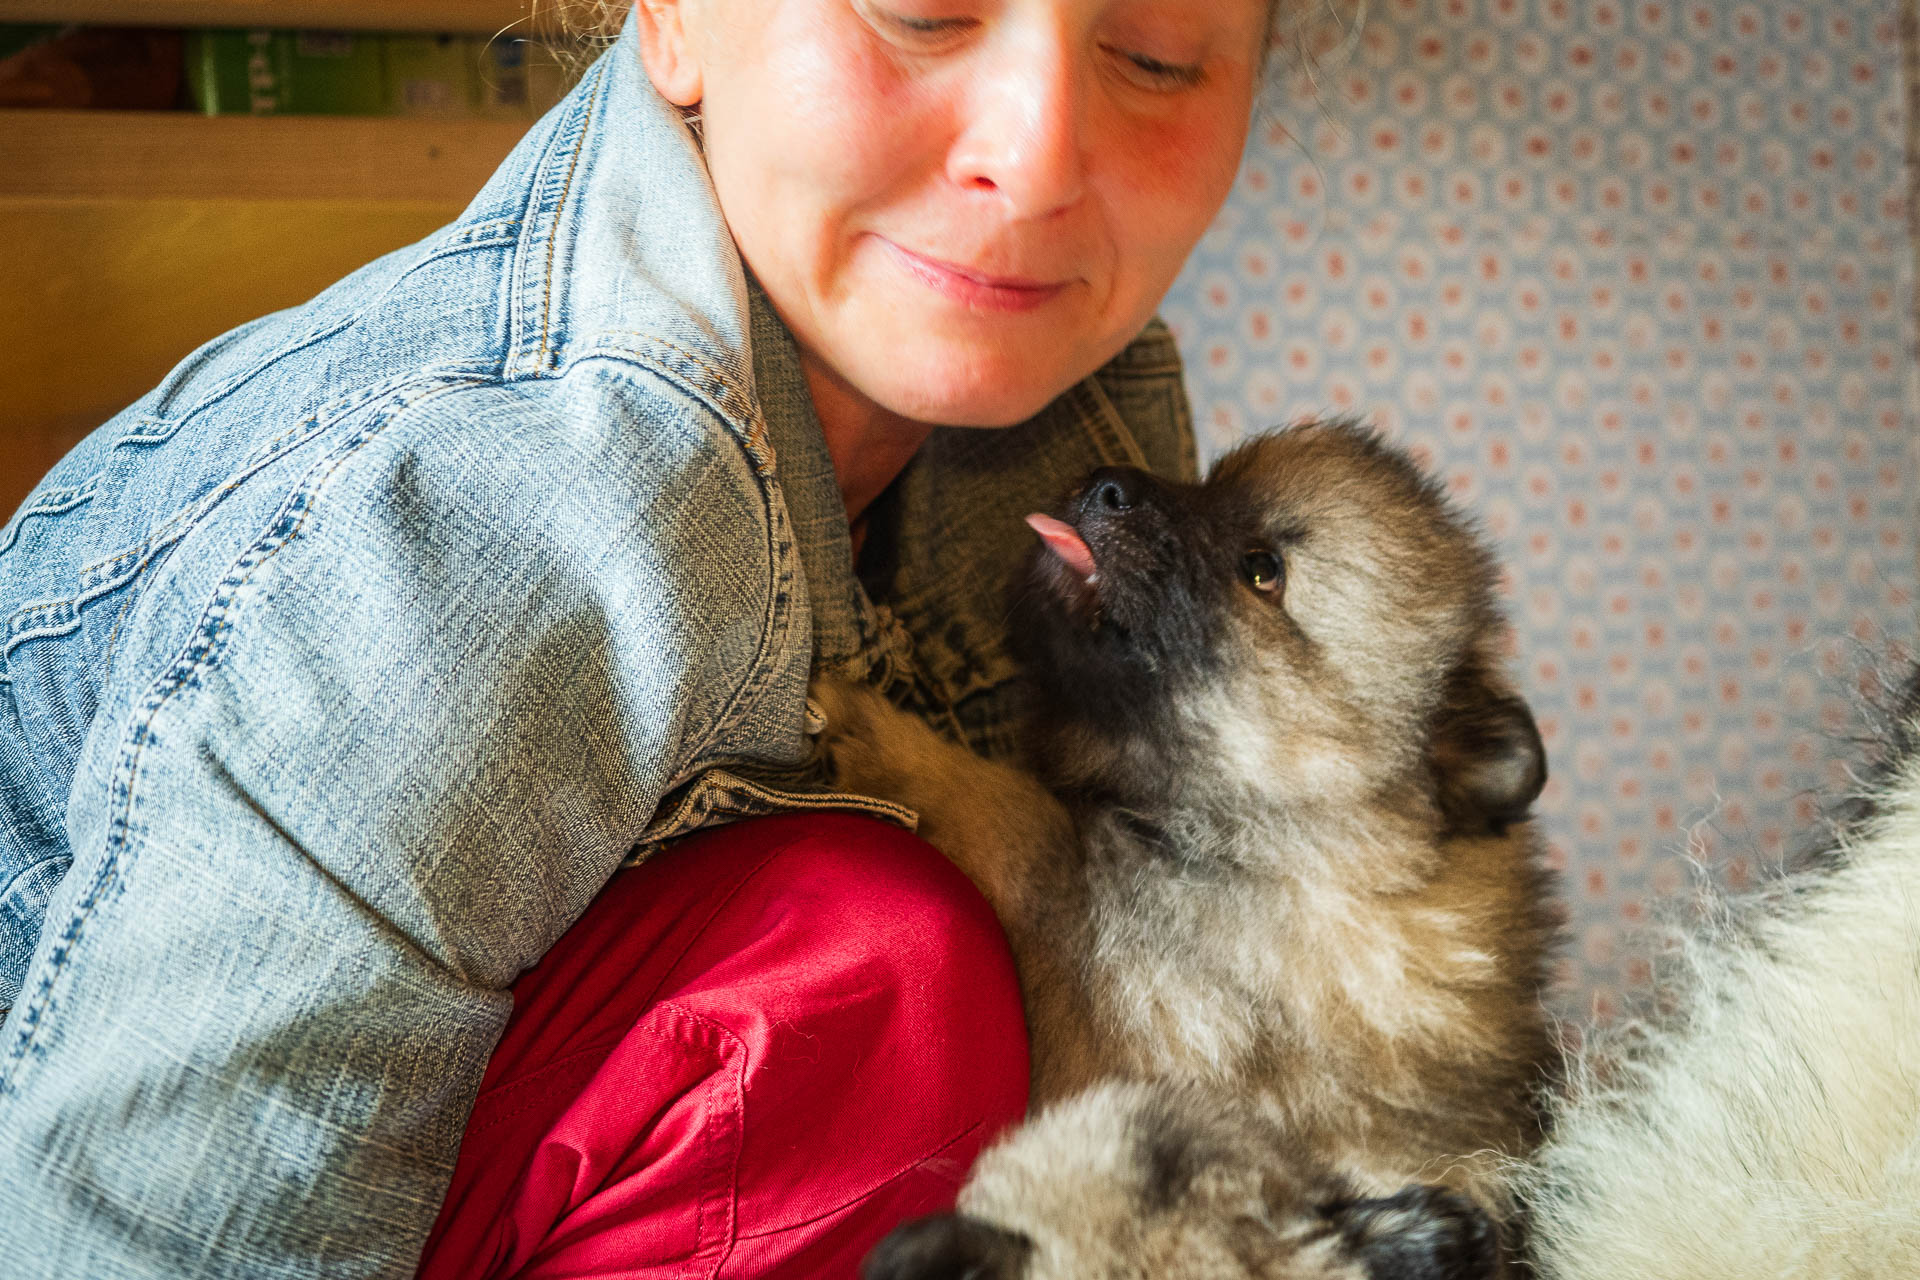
[639,0,1267,429]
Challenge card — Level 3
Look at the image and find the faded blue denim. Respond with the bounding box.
[0,19,1195,1278]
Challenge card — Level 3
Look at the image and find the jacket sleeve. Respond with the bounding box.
[0,367,793,1278]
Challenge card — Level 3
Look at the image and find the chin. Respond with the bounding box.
[862,343,1103,430]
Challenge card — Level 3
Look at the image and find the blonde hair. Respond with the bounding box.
[539,0,627,46]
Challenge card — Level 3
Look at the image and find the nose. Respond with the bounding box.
[946,31,1086,218]
[1079,467,1150,518]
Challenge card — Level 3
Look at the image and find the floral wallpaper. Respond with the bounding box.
[1162,0,1920,1019]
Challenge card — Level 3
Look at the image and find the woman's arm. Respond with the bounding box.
[0,369,790,1278]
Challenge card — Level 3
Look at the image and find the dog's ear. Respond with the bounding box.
[1330,1184,1500,1280]
[863,1213,1032,1280]
[1429,664,1547,836]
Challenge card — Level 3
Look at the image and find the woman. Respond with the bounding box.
[0,0,1275,1274]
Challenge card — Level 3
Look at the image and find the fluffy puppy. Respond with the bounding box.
[815,422,1556,1226]
[867,1079,1499,1280]
[1507,666,1920,1280]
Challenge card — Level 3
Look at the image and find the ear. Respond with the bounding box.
[1429,664,1547,836]
[1331,1184,1500,1280]
[863,1213,1032,1280]
[633,0,704,105]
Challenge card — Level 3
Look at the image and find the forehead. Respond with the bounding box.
[763,0,1273,44]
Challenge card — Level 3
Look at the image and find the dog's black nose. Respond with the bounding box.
[1084,466,1147,515]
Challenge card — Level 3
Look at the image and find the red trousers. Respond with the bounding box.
[416,812,1030,1279]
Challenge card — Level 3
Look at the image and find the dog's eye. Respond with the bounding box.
[1241,548,1283,593]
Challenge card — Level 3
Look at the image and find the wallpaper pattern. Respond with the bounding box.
[1160,0,1920,1018]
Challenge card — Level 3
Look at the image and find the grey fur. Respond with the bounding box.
[865,1080,1499,1280]
[816,422,1558,1275]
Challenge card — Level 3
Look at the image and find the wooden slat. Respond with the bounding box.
[0,195,465,521]
[0,110,531,200]
[0,0,551,35]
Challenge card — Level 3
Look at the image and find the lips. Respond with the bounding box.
[881,239,1070,312]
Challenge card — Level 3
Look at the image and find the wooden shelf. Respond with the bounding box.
[0,110,531,201]
[0,1,589,519]
[0,0,550,35]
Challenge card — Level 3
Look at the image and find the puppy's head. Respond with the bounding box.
[1012,421,1543,834]
[863,1080,1501,1280]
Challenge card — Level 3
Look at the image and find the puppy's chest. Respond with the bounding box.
[1090,851,1488,1083]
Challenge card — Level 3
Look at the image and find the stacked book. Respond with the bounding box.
[0,24,578,118]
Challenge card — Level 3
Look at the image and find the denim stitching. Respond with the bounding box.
[704,774,916,827]
[443,218,518,247]
[558,334,789,755]
[0,477,99,558]
[577,334,758,437]
[543,342,788,761]
[116,416,178,446]
[0,415,331,683]
[135,233,513,432]
[0,378,480,1087]
[0,360,501,680]
[143,314,362,428]
[0,856,69,920]
[502,80,592,375]
[96,582,141,687]
[536,64,607,368]
[719,472,797,749]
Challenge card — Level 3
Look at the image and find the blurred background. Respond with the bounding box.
[0,0,571,517]
[3,0,1916,1021]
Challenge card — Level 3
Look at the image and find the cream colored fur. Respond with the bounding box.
[1514,742,1920,1277]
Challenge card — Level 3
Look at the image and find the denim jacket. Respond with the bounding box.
[0,21,1194,1277]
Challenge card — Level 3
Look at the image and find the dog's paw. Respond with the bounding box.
[1330,1184,1500,1280]
[807,677,910,796]
[863,1214,1032,1280]
[808,677,889,744]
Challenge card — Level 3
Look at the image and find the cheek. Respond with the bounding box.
[766,41,920,182]
[703,23,934,270]
[1096,106,1250,296]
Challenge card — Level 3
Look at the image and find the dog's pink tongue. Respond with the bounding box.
[1025,513,1097,581]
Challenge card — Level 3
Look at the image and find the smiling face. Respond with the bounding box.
[636,0,1266,429]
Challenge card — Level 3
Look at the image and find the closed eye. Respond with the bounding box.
[860,4,975,45]
[1108,46,1207,90]
[889,13,967,35]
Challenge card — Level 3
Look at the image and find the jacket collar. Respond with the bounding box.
[476,18,1191,749]
[486,18,755,407]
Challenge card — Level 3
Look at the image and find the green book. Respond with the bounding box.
[0,24,62,62]
[186,29,388,116]
[385,32,470,117]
